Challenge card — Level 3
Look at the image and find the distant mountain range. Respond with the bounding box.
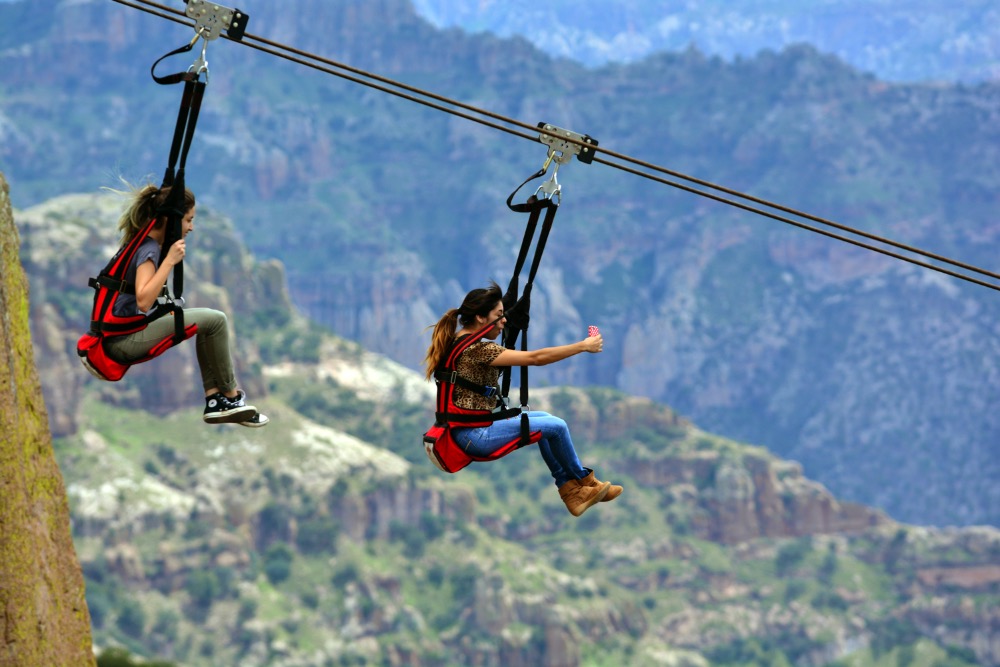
[411,0,1000,83]
[1,0,999,530]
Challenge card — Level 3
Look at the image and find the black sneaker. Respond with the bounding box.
[237,412,269,428]
[203,391,257,424]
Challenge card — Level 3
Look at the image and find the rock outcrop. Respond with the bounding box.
[0,172,95,666]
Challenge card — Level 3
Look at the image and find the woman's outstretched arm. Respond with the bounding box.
[491,334,603,367]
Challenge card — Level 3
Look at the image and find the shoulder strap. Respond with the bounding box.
[499,195,559,448]
[87,218,186,342]
[434,327,520,425]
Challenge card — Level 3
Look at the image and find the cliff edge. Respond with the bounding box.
[0,172,95,667]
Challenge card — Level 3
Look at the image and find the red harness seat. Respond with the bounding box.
[423,325,540,473]
[77,218,196,381]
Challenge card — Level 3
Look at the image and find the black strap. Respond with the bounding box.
[499,196,558,414]
[150,38,201,86]
[89,275,135,295]
[435,406,522,425]
[433,370,499,398]
[154,73,207,301]
[495,171,560,447]
[506,167,547,213]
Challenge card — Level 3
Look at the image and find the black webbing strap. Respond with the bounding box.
[89,275,135,295]
[500,172,561,445]
[151,37,200,86]
[156,78,206,304]
[149,40,208,340]
[433,370,499,398]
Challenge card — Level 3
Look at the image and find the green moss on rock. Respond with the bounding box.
[0,171,95,667]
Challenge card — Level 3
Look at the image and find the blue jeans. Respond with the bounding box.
[452,411,588,487]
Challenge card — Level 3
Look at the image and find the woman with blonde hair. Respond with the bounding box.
[101,183,267,426]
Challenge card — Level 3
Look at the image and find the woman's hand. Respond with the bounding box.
[583,333,604,354]
[164,239,186,267]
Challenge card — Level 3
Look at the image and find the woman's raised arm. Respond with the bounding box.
[491,334,603,367]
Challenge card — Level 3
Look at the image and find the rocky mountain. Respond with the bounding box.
[1,0,998,529]
[13,185,1000,667]
[0,173,95,666]
[411,0,1000,83]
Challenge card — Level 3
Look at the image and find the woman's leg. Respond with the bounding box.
[103,308,237,394]
[185,308,237,395]
[525,412,589,487]
[453,411,588,487]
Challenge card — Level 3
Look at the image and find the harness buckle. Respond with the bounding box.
[483,385,498,398]
[448,370,458,385]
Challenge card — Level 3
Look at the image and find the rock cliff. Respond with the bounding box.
[0,172,95,666]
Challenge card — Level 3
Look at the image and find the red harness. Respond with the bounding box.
[76,219,196,381]
[423,324,541,473]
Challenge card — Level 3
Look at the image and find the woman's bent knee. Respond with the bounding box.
[190,308,228,334]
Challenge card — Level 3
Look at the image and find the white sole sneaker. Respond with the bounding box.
[237,412,269,428]
[203,393,257,424]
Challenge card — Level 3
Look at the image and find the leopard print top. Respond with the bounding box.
[453,339,505,411]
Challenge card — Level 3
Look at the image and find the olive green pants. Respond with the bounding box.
[104,307,237,393]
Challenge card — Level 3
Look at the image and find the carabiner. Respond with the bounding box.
[188,37,210,80]
[534,161,562,203]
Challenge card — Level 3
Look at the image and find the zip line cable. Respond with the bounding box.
[112,0,1000,293]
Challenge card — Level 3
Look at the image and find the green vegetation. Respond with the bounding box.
[60,369,997,666]
[96,647,177,667]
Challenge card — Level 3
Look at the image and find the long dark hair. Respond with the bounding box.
[424,281,502,379]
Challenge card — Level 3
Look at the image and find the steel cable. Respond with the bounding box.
[112,0,1000,292]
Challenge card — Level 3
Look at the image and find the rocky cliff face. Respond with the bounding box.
[0,172,95,666]
[59,363,999,666]
[532,387,888,544]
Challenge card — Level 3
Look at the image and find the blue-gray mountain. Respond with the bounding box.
[1,0,997,528]
[412,0,1000,83]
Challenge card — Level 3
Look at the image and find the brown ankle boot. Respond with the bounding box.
[558,476,610,517]
[581,471,623,503]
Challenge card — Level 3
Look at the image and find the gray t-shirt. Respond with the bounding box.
[112,237,161,318]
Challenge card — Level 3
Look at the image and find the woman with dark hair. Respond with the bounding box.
[425,282,621,516]
[102,183,267,426]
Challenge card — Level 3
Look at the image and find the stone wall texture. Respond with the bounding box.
[0,171,95,667]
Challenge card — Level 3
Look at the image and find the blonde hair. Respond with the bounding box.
[110,182,195,246]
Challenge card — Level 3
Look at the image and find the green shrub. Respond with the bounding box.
[263,542,294,584]
[185,570,220,610]
[152,608,180,644]
[116,598,146,638]
[775,538,812,576]
[331,562,360,588]
[296,516,340,555]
